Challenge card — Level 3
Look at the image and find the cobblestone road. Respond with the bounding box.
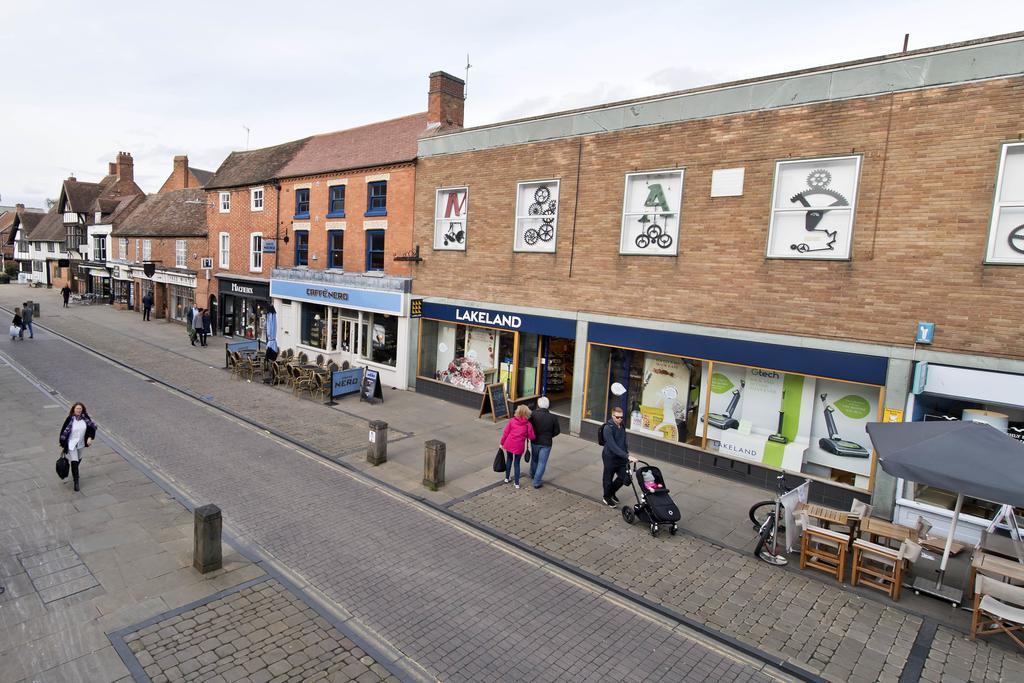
[1,308,785,680]
[121,579,395,683]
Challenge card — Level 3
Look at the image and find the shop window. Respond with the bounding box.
[370,314,398,367]
[175,239,186,268]
[418,320,498,393]
[365,229,385,271]
[294,230,309,266]
[985,142,1024,264]
[294,188,310,218]
[366,181,387,216]
[301,303,327,349]
[328,230,344,269]
[767,156,860,260]
[514,179,559,253]
[250,233,262,271]
[433,187,468,250]
[620,170,683,256]
[328,185,345,217]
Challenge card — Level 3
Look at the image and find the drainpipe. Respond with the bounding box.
[273,182,282,270]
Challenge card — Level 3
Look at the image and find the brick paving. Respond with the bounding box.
[1,295,784,681]
[920,626,1024,683]
[122,579,395,683]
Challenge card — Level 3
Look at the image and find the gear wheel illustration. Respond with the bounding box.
[807,169,832,188]
[789,187,848,207]
[534,186,551,204]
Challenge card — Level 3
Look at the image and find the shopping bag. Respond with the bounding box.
[524,447,531,464]
[492,448,506,472]
[9,324,19,337]
[55,453,70,480]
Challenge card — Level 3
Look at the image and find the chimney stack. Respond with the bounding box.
[15,203,24,210]
[108,162,117,176]
[173,155,189,188]
[428,71,465,130]
[116,151,134,182]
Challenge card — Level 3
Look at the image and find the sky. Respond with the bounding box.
[1,1,1020,208]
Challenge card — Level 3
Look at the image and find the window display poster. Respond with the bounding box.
[803,380,879,484]
[620,170,683,256]
[434,187,468,251]
[514,180,559,253]
[767,156,860,260]
[633,354,689,440]
[986,144,1024,263]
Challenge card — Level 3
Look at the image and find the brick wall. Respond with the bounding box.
[411,77,1024,360]
[205,185,281,298]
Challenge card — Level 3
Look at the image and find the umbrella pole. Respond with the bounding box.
[935,493,964,590]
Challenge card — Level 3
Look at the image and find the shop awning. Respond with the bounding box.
[866,421,1024,507]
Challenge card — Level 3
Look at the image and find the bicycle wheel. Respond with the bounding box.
[749,501,785,533]
[753,513,775,558]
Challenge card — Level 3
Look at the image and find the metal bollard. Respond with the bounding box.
[367,420,388,465]
[423,440,446,491]
[193,504,223,574]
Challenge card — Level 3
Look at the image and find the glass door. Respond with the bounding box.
[516,333,540,399]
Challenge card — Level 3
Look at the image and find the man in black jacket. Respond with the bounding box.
[528,396,561,488]
[602,407,636,506]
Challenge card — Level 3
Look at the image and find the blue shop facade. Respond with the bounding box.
[415,299,890,504]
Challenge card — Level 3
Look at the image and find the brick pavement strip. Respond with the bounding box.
[452,485,1022,682]
[0,299,785,681]
[119,579,396,683]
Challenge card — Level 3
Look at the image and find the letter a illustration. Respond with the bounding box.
[643,184,669,212]
[444,191,467,218]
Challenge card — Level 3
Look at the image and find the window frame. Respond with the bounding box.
[250,187,264,212]
[984,141,1024,264]
[219,232,230,268]
[219,192,231,213]
[250,233,263,272]
[294,188,310,219]
[294,229,309,266]
[619,169,684,256]
[327,185,346,217]
[93,235,107,261]
[365,229,385,272]
[513,178,560,253]
[365,181,387,217]
[327,229,345,269]
[433,186,469,251]
[118,238,128,260]
[142,239,152,261]
[175,239,187,268]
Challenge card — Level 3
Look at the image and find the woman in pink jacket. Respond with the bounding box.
[500,405,536,489]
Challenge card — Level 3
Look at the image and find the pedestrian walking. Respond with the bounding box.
[601,406,637,507]
[142,291,153,321]
[21,302,34,339]
[61,285,71,308]
[58,402,97,492]
[499,404,536,489]
[201,308,211,347]
[10,308,24,340]
[191,306,204,346]
[528,396,561,488]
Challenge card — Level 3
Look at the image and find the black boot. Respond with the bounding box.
[73,479,80,492]
[71,461,80,491]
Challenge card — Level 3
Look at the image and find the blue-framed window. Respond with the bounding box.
[366,181,387,217]
[328,185,345,217]
[365,229,385,271]
[328,230,344,269]
[294,188,310,218]
[294,230,309,266]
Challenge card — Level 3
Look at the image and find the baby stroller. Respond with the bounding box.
[621,460,680,537]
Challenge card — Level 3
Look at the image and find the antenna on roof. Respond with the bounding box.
[243,125,251,151]
[465,54,472,100]
[902,33,910,52]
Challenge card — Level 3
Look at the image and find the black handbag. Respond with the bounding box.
[524,446,531,464]
[492,448,506,473]
[56,453,70,480]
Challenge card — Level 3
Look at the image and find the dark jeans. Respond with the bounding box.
[143,307,151,321]
[198,331,208,346]
[504,451,522,485]
[602,453,628,500]
[71,460,80,482]
[529,443,552,487]
[24,321,33,338]
[63,297,69,308]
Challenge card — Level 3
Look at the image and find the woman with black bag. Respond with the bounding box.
[58,402,98,492]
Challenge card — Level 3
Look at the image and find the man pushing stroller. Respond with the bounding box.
[601,406,637,507]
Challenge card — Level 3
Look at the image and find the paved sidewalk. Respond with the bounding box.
[0,357,397,682]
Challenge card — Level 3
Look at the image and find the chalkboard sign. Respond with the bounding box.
[479,383,510,422]
[361,368,384,404]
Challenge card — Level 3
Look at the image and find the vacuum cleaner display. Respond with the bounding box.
[818,393,870,458]
[705,380,744,430]
[768,390,788,444]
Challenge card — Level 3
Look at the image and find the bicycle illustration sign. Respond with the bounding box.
[515,180,560,252]
[620,170,683,255]
[434,187,468,251]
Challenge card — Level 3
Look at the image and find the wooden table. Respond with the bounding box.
[860,517,916,549]
[803,503,853,527]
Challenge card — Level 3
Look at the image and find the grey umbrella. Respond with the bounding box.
[866,420,1024,603]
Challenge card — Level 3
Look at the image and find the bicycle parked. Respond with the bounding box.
[748,473,810,565]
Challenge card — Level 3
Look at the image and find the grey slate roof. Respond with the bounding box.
[114,188,207,237]
[205,138,311,190]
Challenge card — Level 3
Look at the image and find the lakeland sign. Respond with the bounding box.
[455,308,522,329]
[419,302,577,338]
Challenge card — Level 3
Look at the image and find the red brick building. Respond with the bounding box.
[409,33,1024,528]
[205,71,464,389]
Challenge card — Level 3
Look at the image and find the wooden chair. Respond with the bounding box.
[326,361,339,373]
[236,353,258,381]
[341,360,350,370]
[272,361,289,386]
[851,538,920,601]
[292,366,315,398]
[227,351,240,378]
[971,575,1024,649]
[315,353,324,366]
[800,521,850,583]
[310,371,329,402]
[297,352,309,364]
